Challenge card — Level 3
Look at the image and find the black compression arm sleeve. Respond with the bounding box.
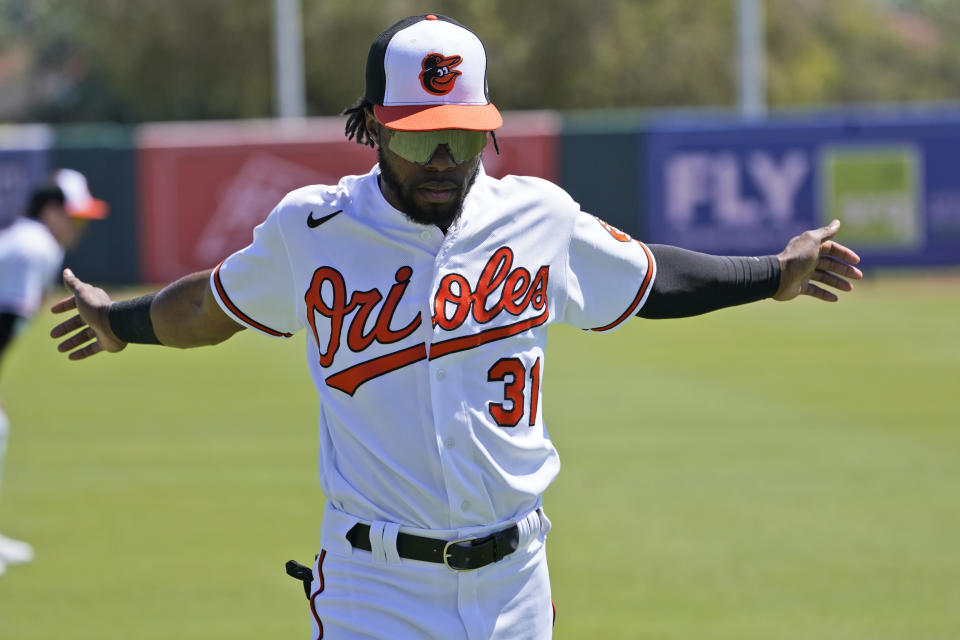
[638,245,781,319]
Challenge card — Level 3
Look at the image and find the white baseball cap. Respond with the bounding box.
[54,168,109,220]
[365,14,502,132]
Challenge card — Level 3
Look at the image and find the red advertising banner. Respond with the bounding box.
[137,112,558,283]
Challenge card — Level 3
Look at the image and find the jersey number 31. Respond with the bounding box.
[487,357,541,427]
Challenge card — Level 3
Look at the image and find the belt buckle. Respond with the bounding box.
[442,537,475,572]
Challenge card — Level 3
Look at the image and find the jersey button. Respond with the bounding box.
[436,368,446,380]
[460,501,470,512]
[444,437,455,449]
[420,230,431,240]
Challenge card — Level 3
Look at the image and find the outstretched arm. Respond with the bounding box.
[50,268,244,360]
[639,220,862,319]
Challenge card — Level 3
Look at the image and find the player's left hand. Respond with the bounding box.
[774,219,863,302]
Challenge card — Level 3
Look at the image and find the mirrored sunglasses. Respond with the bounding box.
[387,129,488,165]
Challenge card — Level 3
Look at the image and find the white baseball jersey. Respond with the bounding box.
[211,164,655,530]
[0,217,64,318]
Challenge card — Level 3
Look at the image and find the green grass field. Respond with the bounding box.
[0,273,958,639]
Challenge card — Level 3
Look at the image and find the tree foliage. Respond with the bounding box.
[766,0,960,106]
[0,0,957,123]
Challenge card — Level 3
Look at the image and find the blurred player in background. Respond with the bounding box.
[0,169,108,576]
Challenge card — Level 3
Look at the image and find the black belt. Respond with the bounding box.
[345,522,520,572]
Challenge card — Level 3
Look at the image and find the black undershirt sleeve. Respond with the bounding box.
[637,245,781,319]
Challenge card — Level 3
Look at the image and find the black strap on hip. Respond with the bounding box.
[284,559,314,598]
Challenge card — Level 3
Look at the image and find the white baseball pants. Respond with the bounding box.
[308,504,553,639]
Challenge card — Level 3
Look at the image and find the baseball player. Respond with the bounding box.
[49,14,861,639]
[0,169,108,576]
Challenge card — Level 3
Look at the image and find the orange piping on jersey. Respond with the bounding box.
[429,307,549,360]
[590,241,654,332]
[212,262,293,338]
[308,549,326,638]
[325,343,429,396]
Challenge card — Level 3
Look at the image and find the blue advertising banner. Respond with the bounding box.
[0,126,52,228]
[643,109,960,266]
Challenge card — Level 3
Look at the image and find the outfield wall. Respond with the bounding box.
[135,112,559,283]
[0,107,957,285]
[52,126,140,283]
[0,125,51,228]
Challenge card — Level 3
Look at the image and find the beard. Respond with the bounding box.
[377,145,479,231]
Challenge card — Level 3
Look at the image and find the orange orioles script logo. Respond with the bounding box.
[433,247,548,329]
[304,247,549,396]
[420,53,462,95]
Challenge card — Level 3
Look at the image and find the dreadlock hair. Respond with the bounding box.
[343,96,376,148]
[341,94,502,155]
[26,184,65,220]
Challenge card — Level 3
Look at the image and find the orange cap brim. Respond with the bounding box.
[67,198,110,220]
[374,103,503,131]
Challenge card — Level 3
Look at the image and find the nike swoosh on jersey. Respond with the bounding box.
[307,209,343,228]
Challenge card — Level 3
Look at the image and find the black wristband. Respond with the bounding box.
[107,294,161,345]
[639,246,781,319]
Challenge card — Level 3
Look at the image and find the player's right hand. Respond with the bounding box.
[50,269,127,360]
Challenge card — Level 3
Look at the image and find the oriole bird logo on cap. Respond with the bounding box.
[419,53,462,95]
